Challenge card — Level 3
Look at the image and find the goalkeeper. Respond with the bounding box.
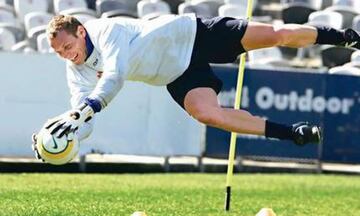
[33,14,360,158]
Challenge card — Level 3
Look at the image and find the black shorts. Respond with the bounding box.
[166,16,248,109]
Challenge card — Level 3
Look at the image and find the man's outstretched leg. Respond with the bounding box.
[184,87,321,145]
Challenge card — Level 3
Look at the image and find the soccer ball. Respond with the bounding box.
[35,127,79,165]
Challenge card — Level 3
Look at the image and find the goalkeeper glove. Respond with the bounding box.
[46,103,94,138]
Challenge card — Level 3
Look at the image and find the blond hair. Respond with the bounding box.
[47,15,82,39]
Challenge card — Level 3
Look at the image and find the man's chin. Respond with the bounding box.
[73,59,85,65]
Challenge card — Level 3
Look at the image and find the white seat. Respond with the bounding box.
[308,10,343,28]
[225,0,258,7]
[352,14,360,31]
[328,65,360,76]
[0,9,24,41]
[343,50,360,67]
[14,0,49,21]
[24,12,52,39]
[97,0,135,18]
[178,2,212,18]
[11,39,36,52]
[137,0,170,19]
[187,0,222,17]
[0,27,15,50]
[325,5,359,28]
[37,32,53,53]
[309,0,323,10]
[54,0,87,14]
[54,0,97,17]
[0,0,14,12]
[332,0,353,7]
[0,9,16,25]
[72,14,96,24]
[218,4,247,19]
[248,47,289,68]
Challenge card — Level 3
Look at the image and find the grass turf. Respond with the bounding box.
[0,173,359,216]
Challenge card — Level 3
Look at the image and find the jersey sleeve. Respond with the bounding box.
[66,63,95,141]
[87,23,131,110]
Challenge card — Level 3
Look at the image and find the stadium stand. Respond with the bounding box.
[137,0,171,20]
[0,0,357,70]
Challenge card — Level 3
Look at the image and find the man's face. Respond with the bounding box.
[50,26,87,65]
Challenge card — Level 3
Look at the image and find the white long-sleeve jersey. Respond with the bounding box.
[66,14,197,140]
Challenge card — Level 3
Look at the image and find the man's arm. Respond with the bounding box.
[86,23,131,112]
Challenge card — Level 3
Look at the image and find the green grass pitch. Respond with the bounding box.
[0,173,359,216]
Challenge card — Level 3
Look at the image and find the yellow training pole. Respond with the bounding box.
[225,0,254,212]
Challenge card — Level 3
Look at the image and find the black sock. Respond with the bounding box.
[314,26,345,45]
[265,120,293,140]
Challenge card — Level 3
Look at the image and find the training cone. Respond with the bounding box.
[255,208,276,216]
[131,211,147,216]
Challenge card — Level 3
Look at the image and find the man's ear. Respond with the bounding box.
[77,25,86,38]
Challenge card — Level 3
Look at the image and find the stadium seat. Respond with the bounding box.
[307,10,343,28]
[352,15,360,31]
[225,0,257,7]
[178,2,210,18]
[54,0,97,17]
[309,0,323,10]
[0,8,16,25]
[218,4,246,18]
[325,5,359,28]
[321,45,356,68]
[332,0,353,7]
[0,27,15,50]
[137,0,171,20]
[11,39,36,53]
[328,65,360,76]
[282,2,316,24]
[0,0,14,13]
[37,32,53,53]
[54,0,87,14]
[24,12,52,41]
[191,0,222,17]
[13,0,49,22]
[96,0,136,18]
[72,13,96,24]
[248,47,290,69]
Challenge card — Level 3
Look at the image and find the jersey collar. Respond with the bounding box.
[85,31,94,61]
